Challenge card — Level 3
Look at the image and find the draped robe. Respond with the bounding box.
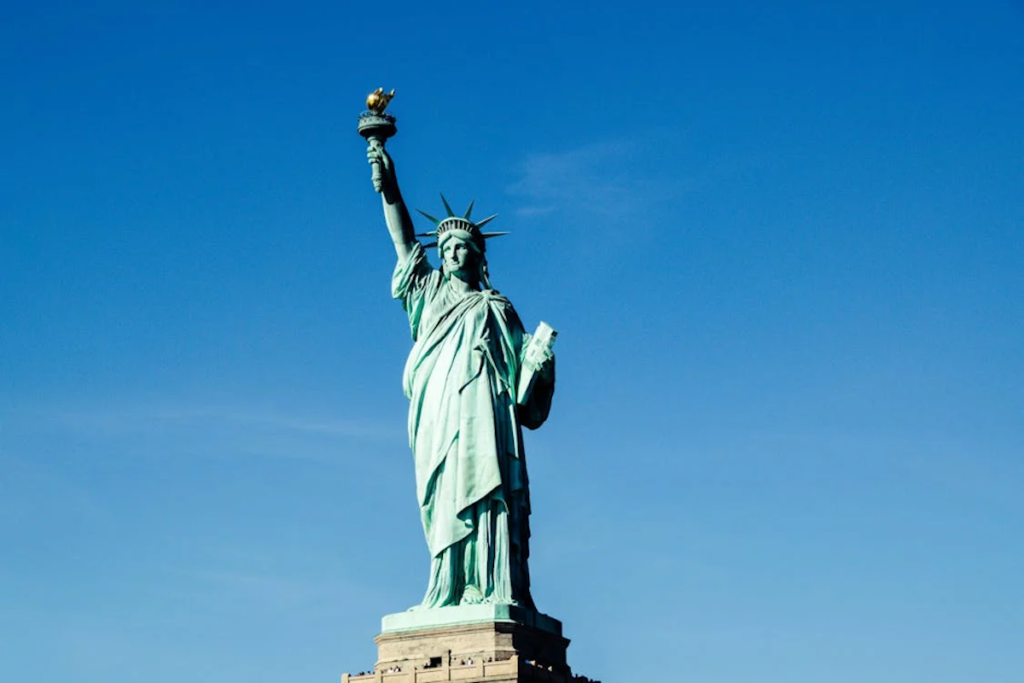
[392,243,554,608]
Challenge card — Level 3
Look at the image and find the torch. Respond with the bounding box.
[357,88,397,193]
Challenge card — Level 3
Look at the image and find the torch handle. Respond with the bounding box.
[366,134,384,194]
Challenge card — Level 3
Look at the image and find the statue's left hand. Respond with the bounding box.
[524,343,554,381]
[537,353,554,382]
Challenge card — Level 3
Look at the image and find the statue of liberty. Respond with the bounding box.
[364,132,556,612]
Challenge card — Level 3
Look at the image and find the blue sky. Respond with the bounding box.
[2,1,1022,681]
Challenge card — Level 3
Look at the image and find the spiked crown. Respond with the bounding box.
[416,195,508,252]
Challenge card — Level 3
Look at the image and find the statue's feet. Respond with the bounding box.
[460,586,484,605]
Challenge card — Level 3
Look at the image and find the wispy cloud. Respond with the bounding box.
[506,140,699,223]
[10,400,403,463]
[50,405,392,440]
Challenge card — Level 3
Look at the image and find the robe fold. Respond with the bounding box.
[392,243,553,608]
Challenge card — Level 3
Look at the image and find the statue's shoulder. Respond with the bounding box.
[481,290,525,330]
[481,288,513,307]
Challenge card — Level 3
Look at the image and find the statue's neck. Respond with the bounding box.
[447,273,480,294]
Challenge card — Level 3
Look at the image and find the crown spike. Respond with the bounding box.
[440,194,456,217]
[416,209,441,226]
[481,232,509,240]
[464,199,475,220]
[474,213,499,229]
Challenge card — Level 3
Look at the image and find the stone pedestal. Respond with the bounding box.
[340,606,599,683]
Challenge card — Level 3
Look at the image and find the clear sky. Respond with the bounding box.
[2,1,1022,682]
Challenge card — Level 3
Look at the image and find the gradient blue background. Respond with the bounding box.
[2,2,1022,681]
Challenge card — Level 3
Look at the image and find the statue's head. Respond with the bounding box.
[440,232,484,285]
[417,196,508,288]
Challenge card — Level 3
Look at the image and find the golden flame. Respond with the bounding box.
[366,88,395,115]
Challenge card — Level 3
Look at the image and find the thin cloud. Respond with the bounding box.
[46,404,393,440]
[506,140,697,222]
[11,400,402,463]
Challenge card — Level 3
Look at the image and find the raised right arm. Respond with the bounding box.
[367,140,417,263]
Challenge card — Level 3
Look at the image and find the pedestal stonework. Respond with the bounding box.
[340,606,599,683]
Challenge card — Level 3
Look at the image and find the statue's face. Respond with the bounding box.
[441,236,478,281]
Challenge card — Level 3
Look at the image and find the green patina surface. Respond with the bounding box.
[361,103,557,617]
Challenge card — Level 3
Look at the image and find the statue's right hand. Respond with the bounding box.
[366,139,387,166]
[366,140,396,193]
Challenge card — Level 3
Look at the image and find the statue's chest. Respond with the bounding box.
[420,289,511,347]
